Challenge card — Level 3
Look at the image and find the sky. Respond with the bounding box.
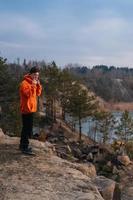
[0,0,133,67]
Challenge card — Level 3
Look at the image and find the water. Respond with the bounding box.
[74,111,133,142]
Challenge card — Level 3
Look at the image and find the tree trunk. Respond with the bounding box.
[78,117,82,141]
[94,121,98,142]
[53,98,56,122]
[62,107,65,121]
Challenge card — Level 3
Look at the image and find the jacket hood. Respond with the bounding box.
[24,74,33,84]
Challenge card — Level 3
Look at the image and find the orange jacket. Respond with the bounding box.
[20,74,42,113]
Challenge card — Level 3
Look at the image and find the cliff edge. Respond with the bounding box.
[0,128,117,200]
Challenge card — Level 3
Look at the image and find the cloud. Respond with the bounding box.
[0,14,45,41]
[1,7,133,67]
[68,13,133,66]
[0,41,30,48]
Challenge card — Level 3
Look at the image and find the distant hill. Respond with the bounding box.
[66,65,133,102]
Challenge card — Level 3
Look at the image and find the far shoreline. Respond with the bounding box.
[104,102,133,112]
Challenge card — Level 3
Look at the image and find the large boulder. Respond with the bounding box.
[93,176,116,200]
[74,163,96,178]
[121,187,133,200]
[30,139,55,154]
[117,155,131,166]
[0,128,5,139]
[0,141,104,200]
[0,135,19,145]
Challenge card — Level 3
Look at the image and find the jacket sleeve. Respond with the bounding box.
[20,82,36,97]
[36,83,42,96]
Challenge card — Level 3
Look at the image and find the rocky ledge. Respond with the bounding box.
[0,128,118,200]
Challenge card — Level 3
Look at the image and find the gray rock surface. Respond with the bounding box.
[93,176,116,200]
[0,128,5,139]
[121,187,133,200]
[0,130,104,200]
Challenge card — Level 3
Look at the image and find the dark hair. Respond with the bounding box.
[30,66,40,74]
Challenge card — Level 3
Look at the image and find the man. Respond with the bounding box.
[19,66,42,155]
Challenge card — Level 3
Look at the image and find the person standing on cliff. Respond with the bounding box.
[19,66,42,155]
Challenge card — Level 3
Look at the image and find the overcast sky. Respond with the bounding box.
[0,0,133,67]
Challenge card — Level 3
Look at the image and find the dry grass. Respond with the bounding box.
[103,102,133,111]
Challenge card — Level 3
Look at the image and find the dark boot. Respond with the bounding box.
[21,147,35,156]
[19,144,32,151]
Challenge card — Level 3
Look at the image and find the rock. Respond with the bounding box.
[70,162,96,178]
[75,190,104,200]
[0,136,19,144]
[73,147,83,159]
[121,186,133,200]
[112,166,119,174]
[93,176,116,200]
[0,141,104,200]
[2,131,130,200]
[0,128,5,139]
[30,139,55,154]
[117,155,131,166]
[0,129,18,144]
[87,152,94,162]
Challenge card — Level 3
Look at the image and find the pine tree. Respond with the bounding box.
[66,82,97,141]
[94,111,115,143]
[42,61,60,122]
[0,57,21,135]
[116,110,133,142]
[59,69,74,120]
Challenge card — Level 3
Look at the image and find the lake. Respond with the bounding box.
[74,111,133,142]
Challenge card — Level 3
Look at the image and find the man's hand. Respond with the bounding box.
[32,79,38,85]
[37,80,40,85]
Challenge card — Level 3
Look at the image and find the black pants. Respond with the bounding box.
[20,113,33,149]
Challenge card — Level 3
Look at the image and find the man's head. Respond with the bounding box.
[29,66,40,80]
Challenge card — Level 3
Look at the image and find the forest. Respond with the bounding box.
[67,64,133,102]
[0,57,133,151]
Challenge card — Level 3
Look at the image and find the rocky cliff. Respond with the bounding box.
[0,128,118,200]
